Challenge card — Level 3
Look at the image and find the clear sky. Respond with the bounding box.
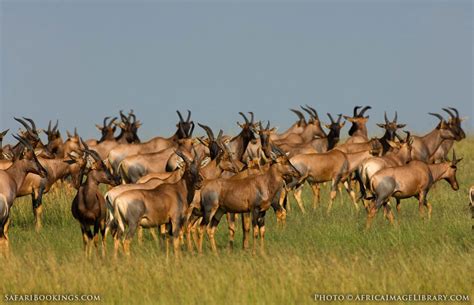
[1,0,472,142]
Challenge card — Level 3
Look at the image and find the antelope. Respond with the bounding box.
[113,150,203,256]
[108,110,194,173]
[431,107,466,163]
[269,108,307,141]
[288,145,381,213]
[225,112,258,163]
[334,137,382,154]
[376,112,406,154]
[86,116,117,146]
[0,135,47,251]
[273,106,327,145]
[197,147,299,253]
[15,152,88,231]
[63,128,82,157]
[367,150,462,228]
[344,106,371,144]
[70,140,119,257]
[410,113,459,162]
[358,132,414,202]
[118,137,194,184]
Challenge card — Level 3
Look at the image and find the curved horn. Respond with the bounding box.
[198,123,215,140]
[300,106,313,118]
[119,110,128,123]
[217,129,223,140]
[186,110,191,122]
[128,110,136,123]
[266,120,270,130]
[248,112,254,123]
[359,106,371,117]
[103,116,110,127]
[353,106,361,116]
[47,120,52,133]
[290,109,306,122]
[448,107,460,118]
[404,130,411,142]
[337,114,342,123]
[14,117,36,137]
[394,111,398,123]
[53,120,59,132]
[176,110,184,123]
[238,112,249,124]
[188,122,195,137]
[305,105,319,120]
[74,127,78,137]
[327,113,335,124]
[428,112,444,122]
[13,134,31,150]
[384,112,389,124]
[22,117,37,131]
[442,108,456,119]
[108,117,118,127]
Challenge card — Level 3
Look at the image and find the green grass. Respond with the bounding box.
[1,140,473,305]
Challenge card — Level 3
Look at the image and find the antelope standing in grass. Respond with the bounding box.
[113,150,203,256]
[70,141,119,257]
[15,153,88,231]
[367,151,462,228]
[0,135,47,251]
[198,147,299,253]
[358,132,413,202]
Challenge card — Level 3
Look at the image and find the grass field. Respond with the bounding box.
[1,140,473,305]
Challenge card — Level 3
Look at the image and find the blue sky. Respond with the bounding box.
[1,1,472,142]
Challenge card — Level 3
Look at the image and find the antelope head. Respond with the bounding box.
[324,113,345,141]
[176,110,195,139]
[96,116,117,141]
[344,106,371,136]
[443,107,466,141]
[376,111,406,141]
[429,112,457,140]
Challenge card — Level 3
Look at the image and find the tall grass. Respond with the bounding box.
[1,140,473,304]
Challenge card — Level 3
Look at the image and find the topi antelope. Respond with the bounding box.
[376,112,406,154]
[198,146,299,253]
[344,106,371,144]
[70,140,119,257]
[431,107,466,163]
[113,150,203,256]
[0,135,48,251]
[367,150,462,228]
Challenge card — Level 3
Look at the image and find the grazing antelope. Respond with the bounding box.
[70,141,119,257]
[376,112,406,154]
[198,147,299,253]
[0,135,47,250]
[431,107,466,163]
[108,110,194,173]
[367,150,462,228]
[410,113,459,162]
[113,150,203,256]
[344,106,371,144]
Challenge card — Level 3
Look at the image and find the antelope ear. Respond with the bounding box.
[324,124,331,129]
[119,122,126,129]
[343,115,353,122]
[339,121,346,127]
[270,127,276,132]
[376,123,385,128]
[396,124,406,128]
[236,122,244,128]
[95,124,102,130]
[460,116,468,122]
[135,121,142,128]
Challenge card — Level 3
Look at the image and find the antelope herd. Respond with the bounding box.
[0,106,470,256]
